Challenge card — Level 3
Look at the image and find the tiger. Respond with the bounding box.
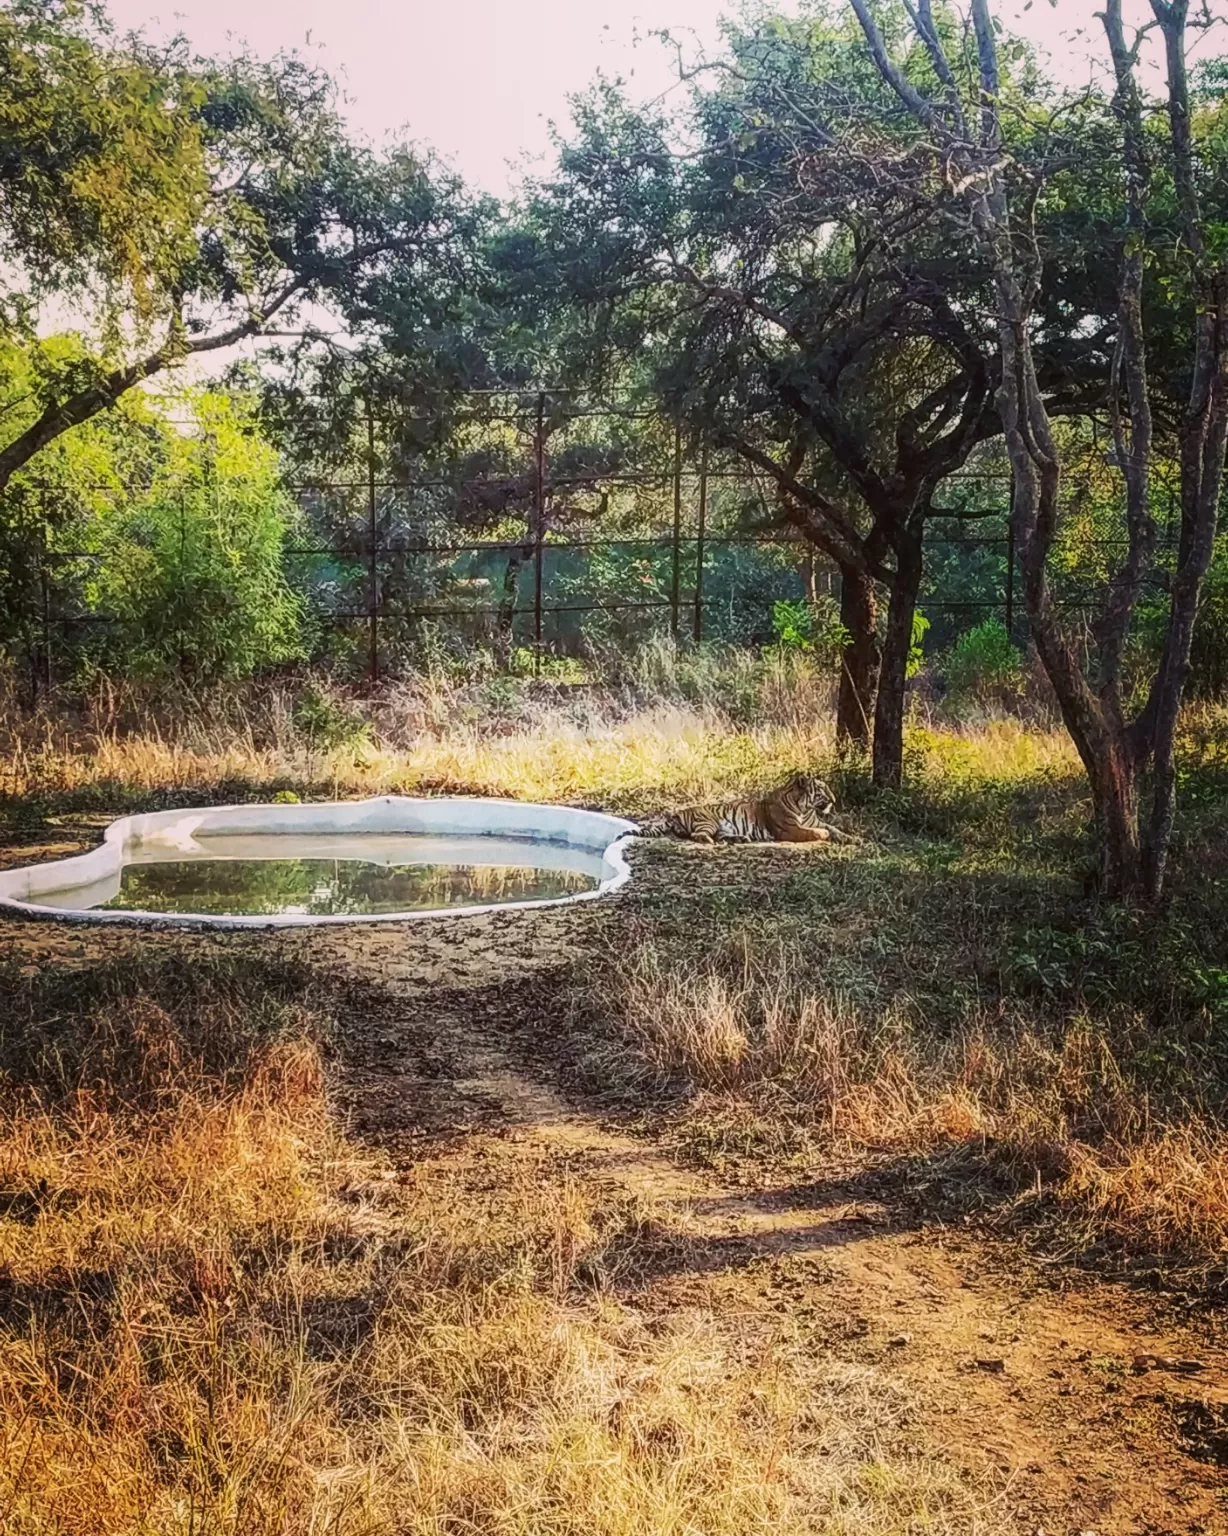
[636,773,855,845]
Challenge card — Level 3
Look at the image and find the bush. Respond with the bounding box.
[769,596,848,663]
[942,618,1024,707]
[908,608,930,679]
[90,392,304,683]
[291,683,371,751]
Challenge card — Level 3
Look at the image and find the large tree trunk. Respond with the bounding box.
[1137,3,1228,897]
[1017,459,1149,893]
[872,531,922,790]
[969,0,1152,894]
[835,566,879,752]
[802,545,818,603]
[850,0,1221,902]
[1009,424,1148,894]
[1089,730,1143,896]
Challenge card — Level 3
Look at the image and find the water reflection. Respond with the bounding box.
[37,833,607,916]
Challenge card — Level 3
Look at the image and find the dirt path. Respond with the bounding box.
[4,829,1228,1534]
[288,914,1227,1536]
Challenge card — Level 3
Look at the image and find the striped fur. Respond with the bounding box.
[638,773,852,845]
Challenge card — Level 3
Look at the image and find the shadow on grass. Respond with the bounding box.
[0,949,329,1106]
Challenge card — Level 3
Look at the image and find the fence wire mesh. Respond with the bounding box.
[5,388,1163,691]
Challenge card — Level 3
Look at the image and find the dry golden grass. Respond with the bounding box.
[0,649,1082,817]
[610,944,1005,1151]
[1062,1126,1228,1261]
[610,943,1228,1269]
[903,717,1081,785]
[7,657,1228,1529]
[0,959,1004,1536]
[0,691,831,815]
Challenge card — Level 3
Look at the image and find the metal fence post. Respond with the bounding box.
[534,390,546,673]
[366,397,379,684]
[693,446,707,643]
[178,483,187,675]
[670,426,682,639]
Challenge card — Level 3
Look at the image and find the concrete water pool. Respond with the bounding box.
[0,797,637,927]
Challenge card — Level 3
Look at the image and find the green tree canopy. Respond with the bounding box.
[505,3,1116,782]
[0,0,478,495]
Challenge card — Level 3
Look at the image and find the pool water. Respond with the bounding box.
[35,833,607,917]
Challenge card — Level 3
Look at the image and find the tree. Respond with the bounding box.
[519,18,1100,785]
[0,0,204,315]
[848,0,1228,896]
[0,1,472,496]
[90,391,305,682]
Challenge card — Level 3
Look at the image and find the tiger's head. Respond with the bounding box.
[781,773,836,815]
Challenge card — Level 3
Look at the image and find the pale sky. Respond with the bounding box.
[99,0,1184,196]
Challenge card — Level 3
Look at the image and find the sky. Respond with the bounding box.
[97,0,1177,198]
[90,0,1193,381]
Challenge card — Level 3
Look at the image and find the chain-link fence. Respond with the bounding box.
[7,388,1166,693]
[278,392,1028,681]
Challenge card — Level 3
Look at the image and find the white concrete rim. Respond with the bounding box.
[0,796,638,929]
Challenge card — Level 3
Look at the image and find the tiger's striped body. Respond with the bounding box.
[638,774,852,845]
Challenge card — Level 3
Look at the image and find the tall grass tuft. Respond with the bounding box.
[609,940,1228,1270]
[0,645,839,814]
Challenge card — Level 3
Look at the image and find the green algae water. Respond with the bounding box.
[36,833,607,917]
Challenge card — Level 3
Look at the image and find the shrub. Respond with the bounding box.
[942,618,1024,706]
[91,392,304,682]
[907,608,930,679]
[291,683,371,751]
[769,596,848,664]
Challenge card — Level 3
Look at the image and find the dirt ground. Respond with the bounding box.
[3,816,1228,1534]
